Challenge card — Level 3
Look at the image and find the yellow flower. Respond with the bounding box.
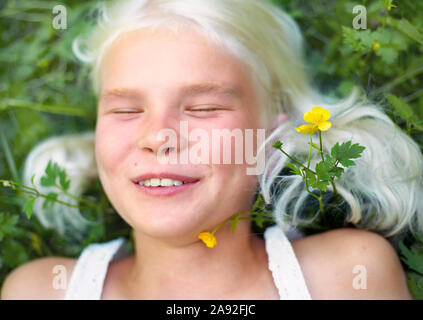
[372,41,381,53]
[295,106,332,134]
[198,231,217,248]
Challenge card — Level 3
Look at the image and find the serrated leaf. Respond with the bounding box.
[331,141,365,167]
[340,159,356,167]
[315,161,331,180]
[40,160,57,187]
[305,170,317,186]
[316,180,330,192]
[331,166,345,178]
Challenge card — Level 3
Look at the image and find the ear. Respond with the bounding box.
[270,112,289,130]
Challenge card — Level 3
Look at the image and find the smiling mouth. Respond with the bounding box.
[133,179,201,196]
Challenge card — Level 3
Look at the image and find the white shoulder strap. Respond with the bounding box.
[64,237,127,300]
[264,225,312,300]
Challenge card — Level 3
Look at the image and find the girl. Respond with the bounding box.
[2,0,421,300]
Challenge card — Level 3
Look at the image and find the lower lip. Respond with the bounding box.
[133,180,200,196]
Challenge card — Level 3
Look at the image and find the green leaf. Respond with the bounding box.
[376,47,398,65]
[231,214,241,232]
[272,140,283,150]
[252,193,264,212]
[380,0,396,11]
[331,141,366,167]
[315,161,331,181]
[40,160,57,187]
[40,160,71,191]
[304,168,330,192]
[399,239,423,274]
[308,141,321,151]
[59,170,70,191]
[385,93,416,122]
[405,271,423,300]
[331,166,345,179]
[316,180,330,192]
[3,239,29,268]
[394,18,423,45]
[23,198,35,219]
[254,212,265,228]
[42,192,58,209]
[284,161,302,176]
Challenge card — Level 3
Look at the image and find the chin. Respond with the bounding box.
[128,207,205,240]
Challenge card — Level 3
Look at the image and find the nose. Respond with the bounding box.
[136,108,187,158]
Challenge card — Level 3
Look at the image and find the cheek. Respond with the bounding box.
[203,115,258,166]
[95,118,134,175]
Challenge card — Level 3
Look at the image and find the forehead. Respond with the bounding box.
[99,27,257,100]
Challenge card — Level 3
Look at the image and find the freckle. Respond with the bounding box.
[134,162,138,167]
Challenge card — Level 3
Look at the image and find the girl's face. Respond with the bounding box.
[95,27,265,242]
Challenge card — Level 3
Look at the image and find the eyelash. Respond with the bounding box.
[113,109,141,113]
[190,107,220,112]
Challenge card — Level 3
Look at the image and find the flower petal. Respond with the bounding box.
[303,111,317,124]
[295,124,318,134]
[319,108,331,121]
[318,121,332,131]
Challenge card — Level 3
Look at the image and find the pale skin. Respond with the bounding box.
[1,27,412,300]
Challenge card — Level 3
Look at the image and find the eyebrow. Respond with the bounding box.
[99,82,242,102]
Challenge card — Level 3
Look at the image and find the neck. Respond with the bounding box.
[124,221,267,299]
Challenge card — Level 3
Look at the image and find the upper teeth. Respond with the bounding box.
[139,178,185,187]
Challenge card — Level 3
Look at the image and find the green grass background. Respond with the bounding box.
[1,0,423,298]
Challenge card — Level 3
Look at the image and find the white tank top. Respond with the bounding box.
[63,224,312,300]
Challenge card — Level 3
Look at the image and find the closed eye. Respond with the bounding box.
[191,108,220,112]
[112,109,143,113]
[188,105,227,112]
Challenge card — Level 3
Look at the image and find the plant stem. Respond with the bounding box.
[300,170,325,215]
[307,134,312,170]
[277,147,317,175]
[330,180,338,196]
[0,179,93,210]
[318,130,325,162]
[55,184,104,211]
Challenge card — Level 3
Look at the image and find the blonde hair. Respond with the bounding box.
[24,0,423,241]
